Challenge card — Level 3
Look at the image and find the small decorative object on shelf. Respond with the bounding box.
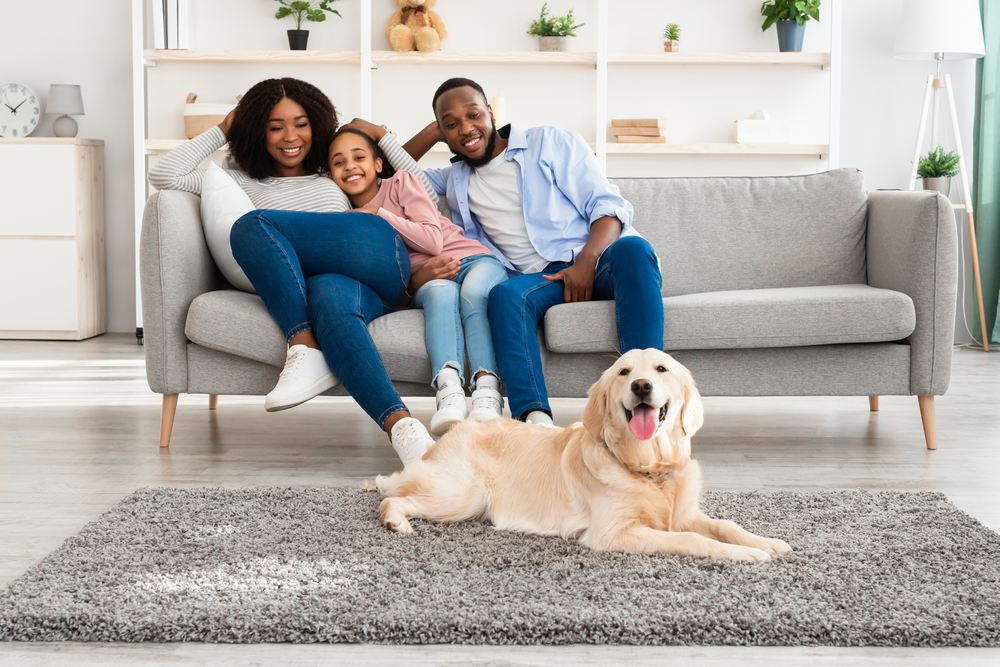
[47,84,85,138]
[735,110,791,144]
[183,93,239,139]
[760,0,820,53]
[612,118,666,143]
[0,82,41,138]
[528,3,584,52]
[663,23,681,52]
[917,145,960,196]
[274,0,342,51]
[386,0,448,54]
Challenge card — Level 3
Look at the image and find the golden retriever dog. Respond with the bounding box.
[375,348,792,561]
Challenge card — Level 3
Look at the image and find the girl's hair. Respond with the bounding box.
[227,77,339,180]
[331,128,396,179]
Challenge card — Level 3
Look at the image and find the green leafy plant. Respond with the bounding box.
[760,0,821,31]
[527,3,585,38]
[274,0,342,30]
[663,23,681,42]
[917,146,961,179]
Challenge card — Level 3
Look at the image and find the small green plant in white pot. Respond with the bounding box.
[528,3,584,52]
[663,23,681,52]
[274,0,342,50]
[917,146,960,196]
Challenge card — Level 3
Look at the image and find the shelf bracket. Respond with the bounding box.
[143,59,157,68]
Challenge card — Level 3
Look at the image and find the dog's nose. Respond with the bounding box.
[631,379,652,396]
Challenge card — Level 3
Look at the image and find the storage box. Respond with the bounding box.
[735,119,792,144]
[183,93,237,140]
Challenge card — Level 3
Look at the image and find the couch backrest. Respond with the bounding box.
[611,169,868,297]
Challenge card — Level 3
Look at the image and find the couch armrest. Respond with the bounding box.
[140,190,221,394]
[867,190,957,395]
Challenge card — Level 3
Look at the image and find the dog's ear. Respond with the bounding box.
[679,373,704,437]
[582,371,610,441]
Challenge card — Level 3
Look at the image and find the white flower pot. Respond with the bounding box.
[538,36,569,52]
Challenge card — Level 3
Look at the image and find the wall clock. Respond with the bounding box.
[0,82,41,138]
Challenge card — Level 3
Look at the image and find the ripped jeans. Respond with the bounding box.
[411,254,508,389]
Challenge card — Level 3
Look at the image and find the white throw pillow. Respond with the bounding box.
[200,162,256,293]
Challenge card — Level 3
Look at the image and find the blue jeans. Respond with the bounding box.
[230,209,410,427]
[412,254,508,389]
[487,235,664,421]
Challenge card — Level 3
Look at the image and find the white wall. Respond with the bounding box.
[2,0,135,334]
[4,0,982,341]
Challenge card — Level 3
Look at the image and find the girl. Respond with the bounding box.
[328,128,508,436]
[150,77,441,467]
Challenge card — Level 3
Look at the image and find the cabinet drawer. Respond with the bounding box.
[0,240,78,331]
[0,145,77,237]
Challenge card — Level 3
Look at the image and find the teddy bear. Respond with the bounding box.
[386,0,448,53]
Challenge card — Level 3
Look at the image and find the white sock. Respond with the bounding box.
[475,374,500,392]
[525,410,553,426]
[435,367,462,390]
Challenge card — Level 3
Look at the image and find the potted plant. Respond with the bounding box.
[918,146,960,196]
[663,23,681,52]
[274,0,342,51]
[527,3,584,52]
[760,0,820,53]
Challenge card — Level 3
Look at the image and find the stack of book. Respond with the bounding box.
[611,119,666,143]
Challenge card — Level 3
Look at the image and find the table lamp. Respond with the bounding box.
[47,84,85,138]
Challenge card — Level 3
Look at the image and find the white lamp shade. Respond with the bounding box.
[46,84,84,116]
[894,0,986,60]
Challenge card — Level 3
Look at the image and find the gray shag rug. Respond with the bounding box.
[2,487,999,646]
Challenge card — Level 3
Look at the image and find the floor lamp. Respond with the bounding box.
[895,0,989,351]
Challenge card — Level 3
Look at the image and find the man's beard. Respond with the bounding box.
[454,119,499,168]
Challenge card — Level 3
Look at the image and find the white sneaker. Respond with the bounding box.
[390,417,433,467]
[265,345,337,412]
[469,386,504,422]
[430,384,468,436]
[525,410,559,429]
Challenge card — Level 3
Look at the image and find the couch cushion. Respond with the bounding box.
[544,285,915,354]
[610,169,868,296]
[185,290,433,384]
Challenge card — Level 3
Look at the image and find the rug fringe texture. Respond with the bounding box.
[2,487,999,645]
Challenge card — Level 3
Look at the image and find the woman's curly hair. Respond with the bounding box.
[227,78,339,180]
[331,128,396,180]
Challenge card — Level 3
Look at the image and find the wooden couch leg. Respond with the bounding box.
[160,394,179,448]
[917,395,937,450]
[209,394,218,410]
[869,396,879,411]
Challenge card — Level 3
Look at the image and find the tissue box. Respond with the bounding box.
[736,119,792,144]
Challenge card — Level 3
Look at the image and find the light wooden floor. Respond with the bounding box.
[1,334,998,666]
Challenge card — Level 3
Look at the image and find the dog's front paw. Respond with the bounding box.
[721,545,770,562]
[760,538,793,556]
[384,516,413,534]
[360,479,378,491]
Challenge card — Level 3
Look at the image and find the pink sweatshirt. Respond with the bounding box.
[364,170,491,272]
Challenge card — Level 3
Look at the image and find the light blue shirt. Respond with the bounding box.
[424,124,641,274]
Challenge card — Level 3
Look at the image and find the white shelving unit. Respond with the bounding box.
[130,0,842,336]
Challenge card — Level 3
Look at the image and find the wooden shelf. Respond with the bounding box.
[144,139,453,154]
[609,52,831,68]
[602,143,830,156]
[0,138,104,146]
[144,49,361,64]
[144,49,831,68]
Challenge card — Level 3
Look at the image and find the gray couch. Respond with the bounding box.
[141,168,957,450]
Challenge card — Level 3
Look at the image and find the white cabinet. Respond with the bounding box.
[0,138,106,340]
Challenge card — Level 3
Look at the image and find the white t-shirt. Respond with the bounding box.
[467,152,550,274]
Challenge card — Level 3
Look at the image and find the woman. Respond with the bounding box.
[148,77,439,467]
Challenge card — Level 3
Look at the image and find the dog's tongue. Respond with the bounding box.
[629,404,658,440]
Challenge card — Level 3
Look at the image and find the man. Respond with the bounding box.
[404,78,663,425]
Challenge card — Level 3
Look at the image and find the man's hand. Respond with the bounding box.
[349,206,380,216]
[341,118,388,142]
[543,258,597,303]
[410,256,460,293]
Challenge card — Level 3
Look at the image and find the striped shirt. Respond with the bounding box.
[147,125,439,212]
